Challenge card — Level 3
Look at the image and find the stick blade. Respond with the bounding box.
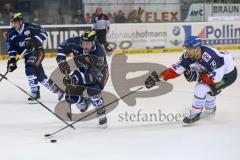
[44,134,52,137]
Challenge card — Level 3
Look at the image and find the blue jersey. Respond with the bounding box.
[7,22,48,59]
[171,46,235,83]
[57,37,107,67]
[57,37,109,88]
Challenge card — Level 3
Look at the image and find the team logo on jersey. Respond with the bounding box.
[202,52,211,62]
[210,60,217,70]
[19,41,25,47]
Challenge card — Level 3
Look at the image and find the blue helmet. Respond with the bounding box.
[184,36,201,48]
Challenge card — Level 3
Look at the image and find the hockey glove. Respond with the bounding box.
[58,60,71,75]
[184,70,201,82]
[7,58,17,72]
[63,75,79,86]
[24,37,34,51]
[145,71,160,89]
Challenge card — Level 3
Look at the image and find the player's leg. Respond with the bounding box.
[184,67,237,124]
[87,84,107,127]
[204,67,237,114]
[25,64,40,102]
[204,94,216,113]
[65,87,89,112]
[208,67,237,96]
[36,64,64,100]
[183,83,211,124]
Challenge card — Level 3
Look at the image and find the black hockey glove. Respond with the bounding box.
[145,71,160,89]
[24,36,34,51]
[184,70,201,82]
[58,60,71,75]
[63,75,79,86]
[7,58,17,72]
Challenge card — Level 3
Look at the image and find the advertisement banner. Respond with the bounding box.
[108,22,240,50]
[84,3,180,22]
[180,3,204,22]
[209,3,240,17]
[1,22,240,56]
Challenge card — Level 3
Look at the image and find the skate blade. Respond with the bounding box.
[28,101,38,104]
[98,124,108,129]
[182,122,195,127]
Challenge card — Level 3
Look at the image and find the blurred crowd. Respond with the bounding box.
[0,3,144,26]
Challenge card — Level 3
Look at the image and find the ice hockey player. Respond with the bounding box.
[7,13,64,103]
[93,8,113,56]
[145,36,237,124]
[56,30,109,127]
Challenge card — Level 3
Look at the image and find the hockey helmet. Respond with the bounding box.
[184,36,201,48]
[184,36,202,60]
[81,30,96,42]
[10,12,23,22]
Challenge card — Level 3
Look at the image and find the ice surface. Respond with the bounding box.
[0,51,239,160]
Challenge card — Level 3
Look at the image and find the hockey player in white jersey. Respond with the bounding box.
[145,36,238,124]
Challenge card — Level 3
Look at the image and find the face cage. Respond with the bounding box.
[10,20,23,28]
[82,41,96,54]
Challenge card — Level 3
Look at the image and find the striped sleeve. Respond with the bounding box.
[7,32,17,59]
[56,40,72,62]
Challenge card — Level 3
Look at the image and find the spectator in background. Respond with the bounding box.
[0,12,9,25]
[85,13,91,24]
[132,9,142,23]
[2,3,12,17]
[115,10,126,23]
[71,9,86,24]
[127,7,143,23]
[0,3,13,25]
[107,12,114,23]
[30,10,44,24]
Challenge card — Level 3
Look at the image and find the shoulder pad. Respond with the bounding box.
[7,29,17,41]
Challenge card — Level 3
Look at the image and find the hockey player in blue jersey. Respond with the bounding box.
[145,36,237,124]
[7,13,64,103]
[56,30,109,126]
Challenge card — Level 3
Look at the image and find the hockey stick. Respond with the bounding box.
[0,49,27,82]
[0,70,9,82]
[0,73,75,130]
[67,86,72,121]
[44,86,144,137]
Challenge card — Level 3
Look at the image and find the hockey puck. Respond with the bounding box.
[50,139,57,143]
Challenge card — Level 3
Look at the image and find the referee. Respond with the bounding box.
[93,8,113,56]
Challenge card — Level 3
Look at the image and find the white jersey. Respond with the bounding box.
[171,46,235,83]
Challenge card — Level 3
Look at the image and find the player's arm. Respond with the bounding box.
[56,40,73,74]
[24,24,48,68]
[7,32,18,72]
[64,54,107,87]
[27,24,48,46]
[24,24,47,51]
[145,53,191,88]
